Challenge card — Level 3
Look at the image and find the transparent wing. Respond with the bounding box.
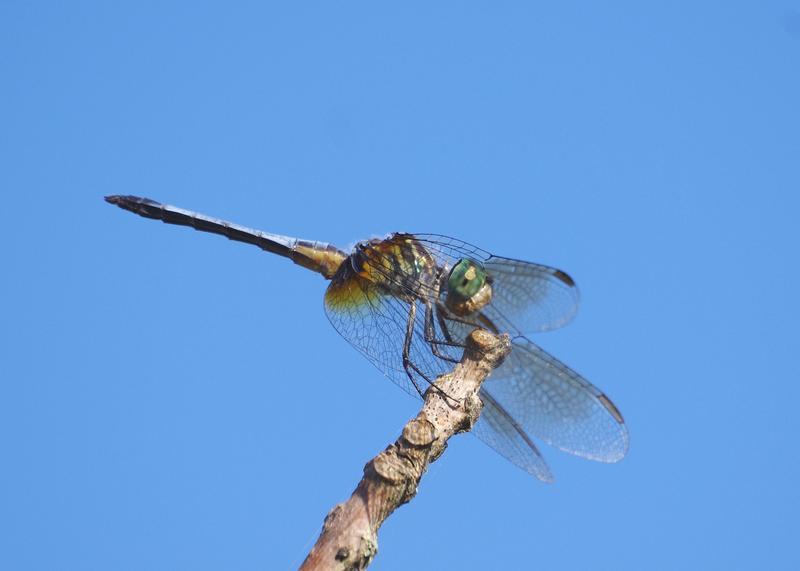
[483,257,579,333]
[323,272,460,398]
[489,337,629,462]
[434,312,628,462]
[473,388,554,482]
[412,234,580,332]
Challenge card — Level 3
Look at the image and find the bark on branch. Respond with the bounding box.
[299,329,511,571]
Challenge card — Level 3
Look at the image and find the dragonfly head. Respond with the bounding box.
[445,258,493,316]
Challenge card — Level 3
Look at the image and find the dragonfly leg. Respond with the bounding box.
[435,307,457,343]
[402,302,427,397]
[402,302,459,404]
[423,300,461,364]
[435,302,501,335]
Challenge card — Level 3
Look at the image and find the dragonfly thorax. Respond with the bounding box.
[349,235,439,301]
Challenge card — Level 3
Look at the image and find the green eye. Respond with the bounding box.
[447,258,486,300]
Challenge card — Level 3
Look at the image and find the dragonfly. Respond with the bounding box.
[105,195,629,482]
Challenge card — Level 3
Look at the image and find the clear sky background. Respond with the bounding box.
[2,2,799,570]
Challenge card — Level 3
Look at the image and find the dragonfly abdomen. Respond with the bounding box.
[105,195,347,278]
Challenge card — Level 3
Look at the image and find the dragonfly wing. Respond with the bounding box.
[473,387,554,482]
[412,234,580,333]
[489,337,629,462]
[483,257,580,333]
[433,301,628,462]
[324,273,459,398]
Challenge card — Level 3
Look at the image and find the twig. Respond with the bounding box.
[299,329,511,571]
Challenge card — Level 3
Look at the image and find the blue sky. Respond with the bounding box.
[2,2,799,569]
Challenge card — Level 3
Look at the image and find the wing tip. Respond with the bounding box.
[536,469,556,483]
[598,393,625,425]
[553,269,576,287]
[593,426,631,464]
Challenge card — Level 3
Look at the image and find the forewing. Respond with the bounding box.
[489,337,629,462]
[412,234,580,332]
[483,257,579,333]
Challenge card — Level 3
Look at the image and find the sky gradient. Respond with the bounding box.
[3,2,799,569]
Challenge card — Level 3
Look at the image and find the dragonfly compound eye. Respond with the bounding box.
[447,258,487,301]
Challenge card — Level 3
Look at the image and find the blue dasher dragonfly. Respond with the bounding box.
[106,195,629,481]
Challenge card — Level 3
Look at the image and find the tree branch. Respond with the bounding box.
[299,329,511,571]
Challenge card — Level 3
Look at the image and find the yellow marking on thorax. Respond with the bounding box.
[360,242,415,284]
